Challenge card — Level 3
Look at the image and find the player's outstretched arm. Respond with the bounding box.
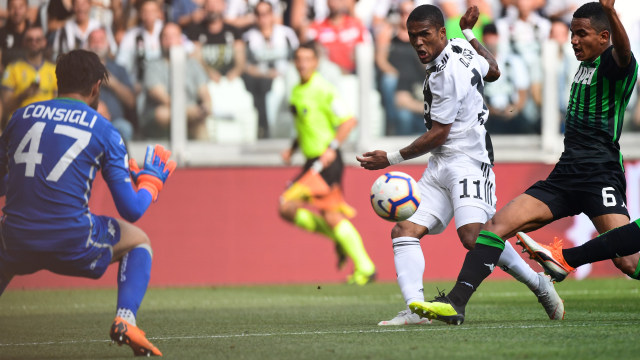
[459,5,500,82]
[357,121,452,170]
[129,145,177,202]
[601,0,632,67]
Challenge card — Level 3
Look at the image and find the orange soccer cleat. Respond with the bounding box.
[110,317,162,357]
[516,232,576,282]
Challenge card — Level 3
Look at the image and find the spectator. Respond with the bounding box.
[115,0,163,88]
[305,0,371,74]
[290,0,366,34]
[225,0,283,30]
[495,0,550,132]
[548,18,579,132]
[44,0,73,37]
[89,0,117,30]
[374,0,420,135]
[0,0,46,27]
[141,22,211,140]
[88,27,135,142]
[371,0,408,31]
[0,0,30,74]
[482,23,533,134]
[438,0,463,18]
[542,0,589,25]
[50,0,117,60]
[1,26,56,124]
[392,55,429,135]
[375,1,481,31]
[242,0,299,139]
[445,0,492,41]
[289,0,328,36]
[172,0,205,27]
[184,0,246,83]
[111,0,155,41]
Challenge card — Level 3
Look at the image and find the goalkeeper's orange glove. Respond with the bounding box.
[129,145,177,201]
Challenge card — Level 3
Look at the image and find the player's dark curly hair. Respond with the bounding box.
[573,2,611,33]
[407,4,445,29]
[56,49,109,96]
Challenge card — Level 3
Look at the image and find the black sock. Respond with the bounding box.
[447,231,505,308]
[563,219,640,268]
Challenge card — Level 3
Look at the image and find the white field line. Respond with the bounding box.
[1,322,638,347]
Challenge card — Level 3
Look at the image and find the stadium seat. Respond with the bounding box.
[206,77,258,143]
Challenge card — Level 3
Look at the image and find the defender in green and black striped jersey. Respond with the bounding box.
[521,1,640,279]
[560,45,638,168]
[420,1,640,326]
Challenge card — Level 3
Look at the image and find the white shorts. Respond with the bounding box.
[408,154,497,234]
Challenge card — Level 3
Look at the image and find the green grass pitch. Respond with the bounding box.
[1,278,640,359]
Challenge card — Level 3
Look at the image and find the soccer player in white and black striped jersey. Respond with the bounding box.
[357,4,564,326]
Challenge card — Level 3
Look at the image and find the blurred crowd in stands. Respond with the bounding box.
[1,0,640,143]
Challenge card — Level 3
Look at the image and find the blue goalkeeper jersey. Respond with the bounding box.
[0,97,132,251]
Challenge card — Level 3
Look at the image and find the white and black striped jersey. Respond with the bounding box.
[242,24,299,74]
[422,38,492,165]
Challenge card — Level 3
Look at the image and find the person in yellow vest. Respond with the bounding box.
[1,26,57,128]
[279,41,376,285]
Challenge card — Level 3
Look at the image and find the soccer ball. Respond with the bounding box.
[370,171,421,222]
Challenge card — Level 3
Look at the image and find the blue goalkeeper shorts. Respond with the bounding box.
[0,215,121,279]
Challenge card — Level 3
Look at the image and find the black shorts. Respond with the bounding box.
[525,162,628,220]
[296,150,344,187]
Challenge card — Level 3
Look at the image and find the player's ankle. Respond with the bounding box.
[116,308,136,326]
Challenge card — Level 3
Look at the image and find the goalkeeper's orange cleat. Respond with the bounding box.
[110,317,162,357]
[516,232,575,282]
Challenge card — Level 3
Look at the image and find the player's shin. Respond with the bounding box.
[498,241,539,290]
[334,219,375,276]
[564,219,640,270]
[116,244,153,325]
[293,208,334,239]
[392,237,425,304]
[447,231,505,307]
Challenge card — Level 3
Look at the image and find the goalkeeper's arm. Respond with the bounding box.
[107,145,176,222]
[108,181,153,223]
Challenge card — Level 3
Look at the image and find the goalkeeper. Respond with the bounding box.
[279,42,376,285]
[0,50,173,357]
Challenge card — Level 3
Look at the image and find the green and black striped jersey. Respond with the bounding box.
[559,46,638,169]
